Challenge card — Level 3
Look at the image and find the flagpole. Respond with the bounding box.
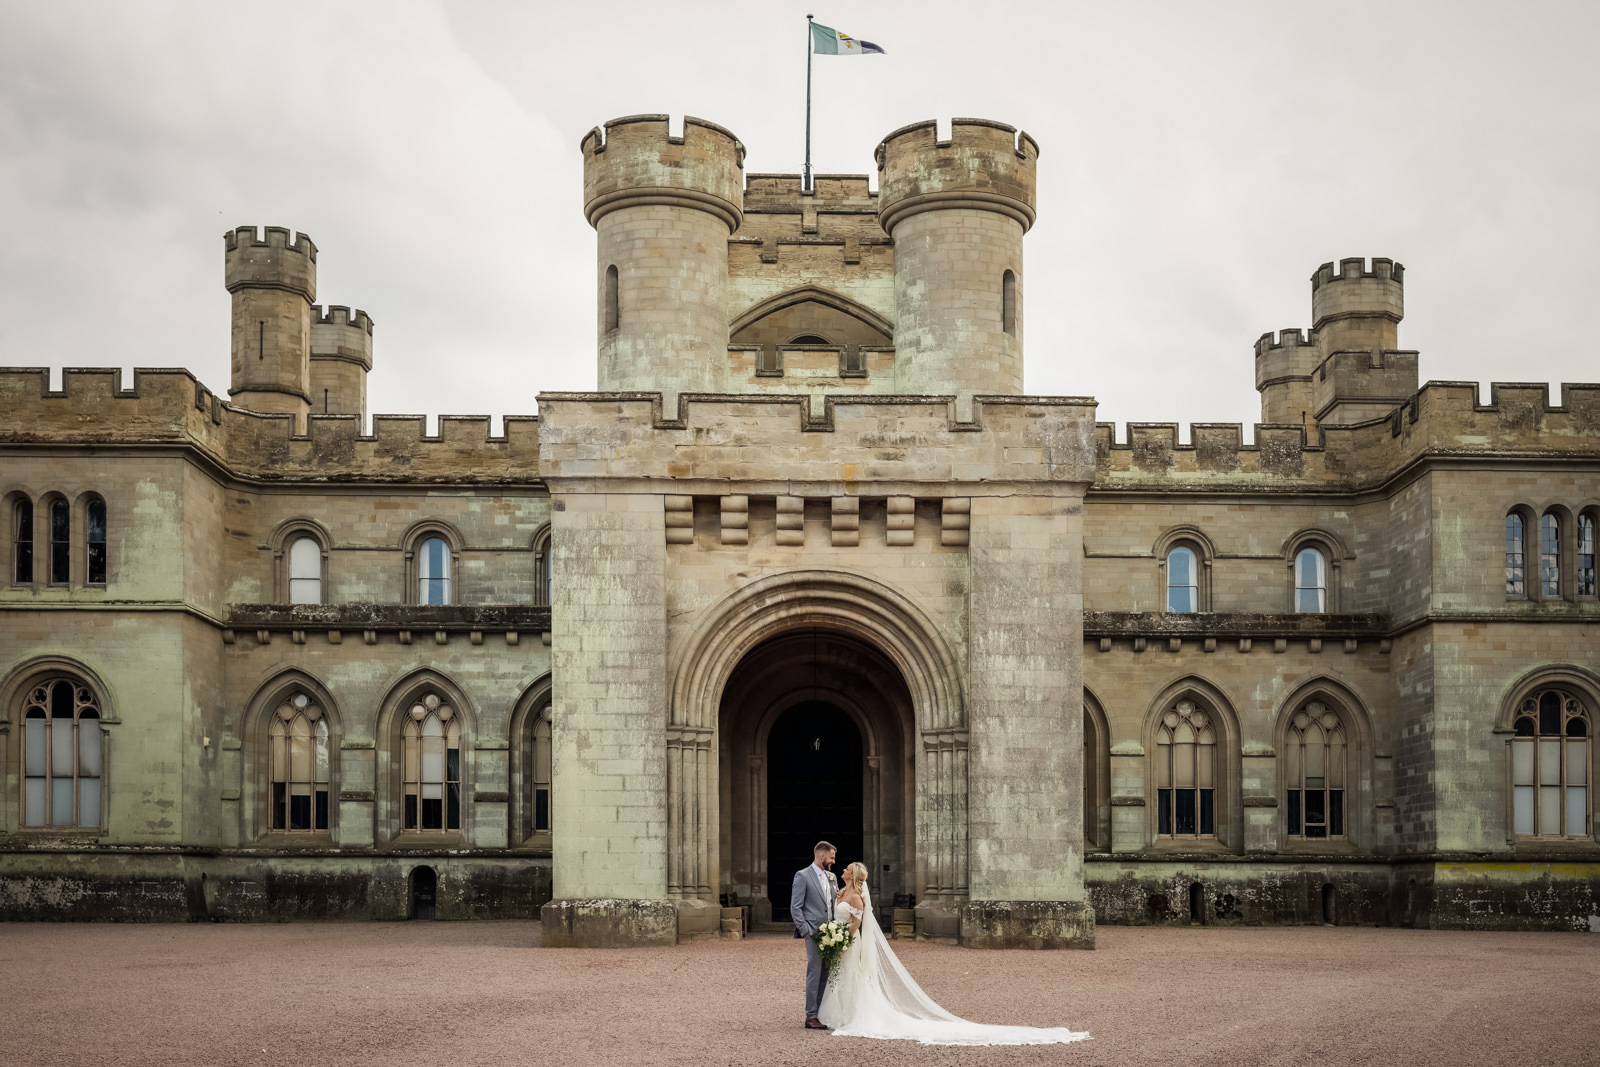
[804,14,814,192]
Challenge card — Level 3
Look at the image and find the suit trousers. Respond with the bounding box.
[804,931,825,1018]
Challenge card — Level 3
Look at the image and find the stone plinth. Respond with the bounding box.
[959,900,1096,949]
[541,898,678,948]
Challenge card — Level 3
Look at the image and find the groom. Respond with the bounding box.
[790,840,837,1030]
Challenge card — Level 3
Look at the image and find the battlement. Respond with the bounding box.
[581,114,745,231]
[224,224,317,299]
[1254,329,1312,357]
[536,392,1097,493]
[0,365,543,482]
[311,305,373,333]
[1311,257,1403,291]
[223,225,317,259]
[874,118,1039,233]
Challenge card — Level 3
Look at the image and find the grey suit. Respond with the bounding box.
[791,863,837,1019]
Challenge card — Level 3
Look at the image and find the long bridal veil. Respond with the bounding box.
[831,884,1091,1046]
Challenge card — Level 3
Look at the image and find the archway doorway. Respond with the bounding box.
[717,628,914,925]
[767,701,863,922]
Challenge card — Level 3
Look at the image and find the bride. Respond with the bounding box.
[816,862,1091,1046]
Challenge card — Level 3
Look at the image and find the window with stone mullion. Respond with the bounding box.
[1512,690,1589,838]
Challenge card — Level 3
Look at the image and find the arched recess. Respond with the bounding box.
[729,286,894,341]
[373,667,477,842]
[1271,675,1377,849]
[1083,686,1112,850]
[670,570,965,907]
[1141,675,1242,849]
[508,672,553,847]
[242,668,343,841]
[730,286,894,374]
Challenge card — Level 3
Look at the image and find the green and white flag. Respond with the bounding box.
[810,21,885,55]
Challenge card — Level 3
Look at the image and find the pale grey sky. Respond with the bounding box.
[2,0,1595,435]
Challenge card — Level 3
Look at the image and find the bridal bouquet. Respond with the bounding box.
[812,918,854,980]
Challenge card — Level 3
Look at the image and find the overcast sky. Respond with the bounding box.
[2,1,1595,436]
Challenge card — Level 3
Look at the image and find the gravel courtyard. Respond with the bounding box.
[2,921,1594,1066]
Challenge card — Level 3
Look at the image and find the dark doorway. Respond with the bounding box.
[410,865,437,920]
[767,701,862,922]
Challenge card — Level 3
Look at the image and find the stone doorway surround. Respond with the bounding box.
[671,569,967,939]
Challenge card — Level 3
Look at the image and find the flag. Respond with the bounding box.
[810,21,885,55]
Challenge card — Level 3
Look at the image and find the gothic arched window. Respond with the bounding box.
[1540,512,1562,598]
[1285,701,1346,839]
[1579,512,1597,598]
[48,497,70,585]
[11,497,32,584]
[22,679,102,828]
[402,694,461,832]
[269,692,331,832]
[1156,699,1215,838]
[86,497,107,586]
[1512,690,1590,838]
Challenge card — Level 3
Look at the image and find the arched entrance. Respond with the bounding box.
[668,570,968,930]
[718,628,914,923]
[766,701,863,921]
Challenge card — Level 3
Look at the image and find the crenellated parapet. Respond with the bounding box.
[535,391,1097,494]
[581,114,745,231]
[874,118,1038,233]
[224,225,317,298]
[0,366,543,484]
[1094,379,1600,492]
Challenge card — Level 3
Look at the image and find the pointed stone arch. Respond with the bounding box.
[729,285,894,342]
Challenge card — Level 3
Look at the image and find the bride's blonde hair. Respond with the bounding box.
[843,861,868,892]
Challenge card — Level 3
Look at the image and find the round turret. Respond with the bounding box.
[1311,257,1404,354]
[309,305,374,418]
[581,115,745,402]
[875,119,1039,407]
[224,225,316,418]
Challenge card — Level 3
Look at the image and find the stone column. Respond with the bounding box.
[540,492,676,947]
[961,494,1095,948]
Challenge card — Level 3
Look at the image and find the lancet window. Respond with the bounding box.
[402,694,461,832]
[269,692,331,832]
[21,679,102,828]
[1156,699,1215,837]
[1285,701,1346,839]
[1511,690,1590,838]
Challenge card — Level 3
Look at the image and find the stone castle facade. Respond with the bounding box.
[2,114,1597,943]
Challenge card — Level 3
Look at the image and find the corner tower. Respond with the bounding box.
[309,305,374,419]
[225,225,315,421]
[875,119,1037,414]
[582,115,745,405]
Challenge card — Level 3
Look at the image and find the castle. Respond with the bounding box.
[2,113,1597,944]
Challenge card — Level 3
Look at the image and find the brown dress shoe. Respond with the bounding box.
[805,1018,829,1030]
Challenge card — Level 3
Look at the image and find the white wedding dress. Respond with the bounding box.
[815,888,1090,1046]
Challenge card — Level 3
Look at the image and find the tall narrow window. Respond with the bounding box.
[1286,701,1346,839]
[1505,513,1526,597]
[86,498,106,586]
[603,265,619,333]
[403,694,461,832]
[533,528,552,607]
[1540,513,1561,598]
[12,498,32,584]
[288,537,322,605]
[1002,269,1017,335]
[531,715,552,834]
[1511,690,1589,838]
[49,499,69,585]
[1579,514,1597,597]
[269,693,331,832]
[1294,548,1328,613]
[1166,546,1199,612]
[418,537,451,605]
[22,680,101,828]
[1156,700,1215,838]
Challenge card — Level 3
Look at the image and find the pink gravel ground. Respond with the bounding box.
[1,922,1595,1067]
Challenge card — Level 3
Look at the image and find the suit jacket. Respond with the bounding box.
[791,863,836,938]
